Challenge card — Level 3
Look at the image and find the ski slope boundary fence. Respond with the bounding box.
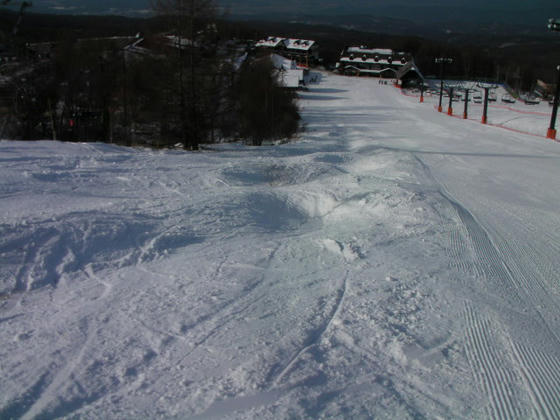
[399,88,558,141]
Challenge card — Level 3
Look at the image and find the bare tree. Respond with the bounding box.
[235,57,300,146]
[1,0,32,35]
[151,0,219,150]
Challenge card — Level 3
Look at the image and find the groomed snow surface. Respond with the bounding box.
[2,72,560,419]
[406,82,553,139]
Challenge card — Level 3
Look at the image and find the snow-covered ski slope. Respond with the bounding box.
[2,72,560,419]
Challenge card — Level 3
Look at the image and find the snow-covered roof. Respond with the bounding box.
[255,36,286,48]
[256,37,316,52]
[285,38,315,51]
[347,47,394,55]
[339,56,407,66]
[396,61,424,81]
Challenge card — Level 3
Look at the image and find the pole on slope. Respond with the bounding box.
[447,87,454,115]
[482,87,490,124]
[463,89,469,119]
[547,65,560,140]
[546,19,560,138]
[437,60,444,112]
[435,57,453,113]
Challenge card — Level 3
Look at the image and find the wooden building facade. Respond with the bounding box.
[255,36,319,68]
[335,46,412,78]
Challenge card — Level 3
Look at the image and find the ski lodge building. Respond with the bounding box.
[335,46,420,81]
[255,36,319,68]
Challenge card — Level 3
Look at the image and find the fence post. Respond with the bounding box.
[463,89,469,119]
[482,87,489,124]
[547,65,560,139]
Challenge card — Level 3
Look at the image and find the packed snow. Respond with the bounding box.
[2,72,560,419]
[408,81,552,138]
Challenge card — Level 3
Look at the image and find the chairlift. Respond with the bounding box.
[501,94,516,104]
[548,18,560,31]
[524,96,540,105]
[472,91,482,103]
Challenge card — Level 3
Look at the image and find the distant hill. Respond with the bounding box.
[20,0,560,38]
[22,0,560,25]
[221,0,560,37]
[2,4,560,85]
[8,0,151,16]
[221,0,559,26]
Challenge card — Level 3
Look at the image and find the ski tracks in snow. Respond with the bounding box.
[20,318,94,420]
[463,303,526,419]
[271,270,350,387]
[512,342,560,419]
[419,157,560,420]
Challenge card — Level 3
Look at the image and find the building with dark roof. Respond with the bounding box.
[255,36,319,68]
[335,46,413,79]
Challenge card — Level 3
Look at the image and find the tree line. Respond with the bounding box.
[1,0,552,147]
[0,0,300,148]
